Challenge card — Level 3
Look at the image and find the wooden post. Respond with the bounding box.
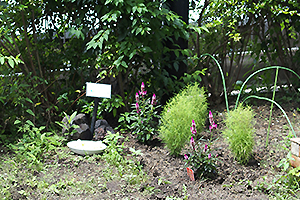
[290,138,300,168]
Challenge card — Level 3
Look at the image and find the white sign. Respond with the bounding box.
[86,82,111,98]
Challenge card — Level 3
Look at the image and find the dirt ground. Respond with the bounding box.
[3,98,300,199]
[112,103,298,199]
[71,101,299,199]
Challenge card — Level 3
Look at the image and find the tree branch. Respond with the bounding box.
[21,9,37,76]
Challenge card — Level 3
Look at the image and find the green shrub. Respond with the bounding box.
[223,104,255,164]
[159,84,207,156]
[10,118,65,170]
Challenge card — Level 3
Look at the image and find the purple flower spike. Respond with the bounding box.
[151,93,156,105]
[139,82,147,97]
[209,111,217,131]
[209,122,218,131]
[135,92,139,102]
[184,154,189,160]
[190,136,195,150]
[209,111,214,126]
[190,119,197,135]
[139,90,147,97]
[141,82,145,92]
[204,144,208,152]
[135,102,141,113]
[208,153,212,159]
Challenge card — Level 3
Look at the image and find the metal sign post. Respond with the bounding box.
[86,82,111,135]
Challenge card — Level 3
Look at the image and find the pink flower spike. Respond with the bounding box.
[212,122,217,129]
[135,102,140,113]
[190,119,197,135]
[141,82,145,92]
[209,111,214,125]
[135,92,139,102]
[210,122,217,131]
[209,111,213,118]
[151,93,156,105]
[190,137,195,150]
[192,119,196,128]
[204,144,208,152]
[184,154,189,160]
[208,153,212,159]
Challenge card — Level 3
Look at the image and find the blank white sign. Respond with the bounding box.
[86,82,111,98]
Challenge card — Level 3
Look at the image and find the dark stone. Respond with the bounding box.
[61,115,71,135]
[73,113,90,125]
[94,125,106,141]
[61,113,92,140]
[94,119,109,129]
[61,114,115,141]
[93,119,116,141]
[106,126,115,134]
[76,123,93,140]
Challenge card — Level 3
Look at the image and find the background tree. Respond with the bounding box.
[0,0,190,140]
[190,0,300,103]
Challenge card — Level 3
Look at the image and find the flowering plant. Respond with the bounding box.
[209,111,217,131]
[184,120,218,179]
[118,82,160,143]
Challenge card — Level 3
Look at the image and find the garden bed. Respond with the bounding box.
[1,102,299,199]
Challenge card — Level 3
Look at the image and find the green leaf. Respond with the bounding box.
[70,111,77,122]
[14,120,21,125]
[146,134,150,141]
[0,57,4,65]
[40,132,46,142]
[173,62,179,72]
[8,58,14,68]
[201,26,209,33]
[174,50,179,58]
[26,120,35,127]
[129,50,136,60]
[25,98,33,104]
[141,46,152,53]
[113,108,117,117]
[26,109,35,116]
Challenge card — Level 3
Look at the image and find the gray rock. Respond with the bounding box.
[61,113,92,140]
[77,123,93,140]
[94,125,106,141]
[93,119,115,141]
[94,119,109,129]
[73,113,90,125]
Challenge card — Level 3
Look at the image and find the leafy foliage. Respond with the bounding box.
[86,0,190,104]
[10,117,65,170]
[79,94,125,118]
[159,83,207,156]
[55,111,80,140]
[0,0,99,136]
[223,104,255,164]
[255,151,300,199]
[192,0,300,100]
[102,132,146,185]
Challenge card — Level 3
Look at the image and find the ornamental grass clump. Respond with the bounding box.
[159,83,207,156]
[223,104,255,164]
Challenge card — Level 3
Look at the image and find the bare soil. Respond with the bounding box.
[3,100,300,199]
